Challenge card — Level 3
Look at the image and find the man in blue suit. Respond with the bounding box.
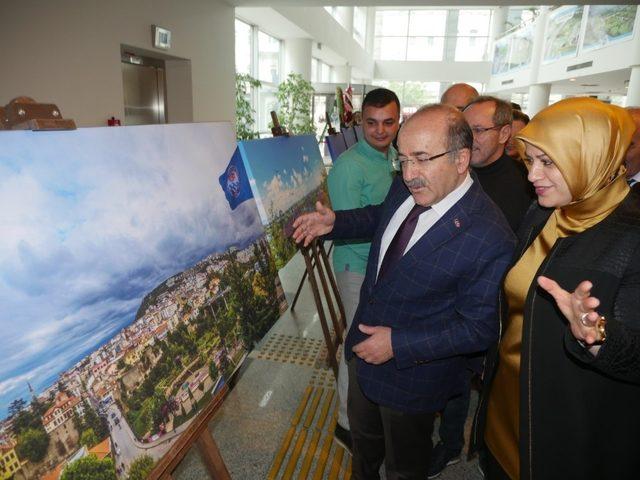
[293,104,515,479]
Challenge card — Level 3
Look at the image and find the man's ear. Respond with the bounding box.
[498,124,511,145]
[455,148,471,174]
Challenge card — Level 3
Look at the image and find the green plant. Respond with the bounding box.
[274,73,315,135]
[235,73,262,140]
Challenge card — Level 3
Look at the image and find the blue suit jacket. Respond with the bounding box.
[330,176,515,413]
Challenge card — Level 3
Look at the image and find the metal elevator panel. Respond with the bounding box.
[122,58,167,126]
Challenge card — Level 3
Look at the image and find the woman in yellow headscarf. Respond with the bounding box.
[472,97,640,480]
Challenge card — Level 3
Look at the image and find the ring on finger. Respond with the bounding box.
[580,312,590,327]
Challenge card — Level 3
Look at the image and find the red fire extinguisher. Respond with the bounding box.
[107,116,121,126]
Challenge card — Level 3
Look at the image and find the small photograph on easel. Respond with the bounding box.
[237,134,328,270]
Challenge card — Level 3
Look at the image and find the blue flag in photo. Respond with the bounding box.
[218,147,253,210]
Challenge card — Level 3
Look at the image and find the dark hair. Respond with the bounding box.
[362,88,400,112]
[412,103,473,153]
[464,95,513,126]
[510,102,522,111]
[513,109,530,125]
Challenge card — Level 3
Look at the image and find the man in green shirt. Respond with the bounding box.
[329,88,400,453]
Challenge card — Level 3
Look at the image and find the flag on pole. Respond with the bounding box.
[218,147,253,210]
[342,84,354,126]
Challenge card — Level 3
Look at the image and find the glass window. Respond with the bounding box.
[407,36,445,61]
[235,20,252,75]
[375,10,409,37]
[320,62,332,82]
[455,36,489,61]
[408,10,447,36]
[457,10,491,36]
[354,7,367,47]
[374,37,408,60]
[258,31,280,83]
[311,58,318,82]
[257,87,278,133]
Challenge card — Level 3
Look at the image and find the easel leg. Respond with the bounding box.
[301,245,339,378]
[196,429,232,480]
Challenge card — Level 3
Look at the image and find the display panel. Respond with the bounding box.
[0,123,285,479]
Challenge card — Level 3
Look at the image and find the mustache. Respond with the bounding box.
[405,178,426,189]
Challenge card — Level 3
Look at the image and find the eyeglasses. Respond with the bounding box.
[470,125,504,135]
[392,150,454,171]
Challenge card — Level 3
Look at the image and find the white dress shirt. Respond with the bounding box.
[377,173,473,277]
[629,171,640,186]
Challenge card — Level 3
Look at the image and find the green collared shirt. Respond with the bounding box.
[328,137,396,274]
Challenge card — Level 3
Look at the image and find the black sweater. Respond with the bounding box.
[473,152,535,232]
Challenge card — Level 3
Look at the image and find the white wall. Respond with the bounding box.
[274,7,375,80]
[0,0,235,127]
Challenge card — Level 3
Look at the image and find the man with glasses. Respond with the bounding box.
[427,96,535,479]
[464,96,534,232]
[292,104,515,479]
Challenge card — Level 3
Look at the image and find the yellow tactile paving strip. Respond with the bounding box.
[267,385,351,480]
[254,333,324,367]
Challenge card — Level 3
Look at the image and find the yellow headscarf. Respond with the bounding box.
[515,97,635,238]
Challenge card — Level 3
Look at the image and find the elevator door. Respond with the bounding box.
[122,60,166,125]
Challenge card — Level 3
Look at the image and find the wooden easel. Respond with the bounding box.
[149,384,232,480]
[298,240,346,378]
[1,96,76,130]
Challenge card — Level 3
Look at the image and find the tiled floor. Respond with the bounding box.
[173,251,483,480]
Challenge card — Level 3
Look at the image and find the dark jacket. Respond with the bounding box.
[473,189,640,479]
[330,176,515,414]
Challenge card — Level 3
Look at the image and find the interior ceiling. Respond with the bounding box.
[228,1,584,6]
[234,3,632,97]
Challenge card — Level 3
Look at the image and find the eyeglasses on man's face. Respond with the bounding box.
[470,125,505,135]
[392,150,454,171]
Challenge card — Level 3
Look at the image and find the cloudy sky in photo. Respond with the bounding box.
[0,123,263,418]
[239,135,325,223]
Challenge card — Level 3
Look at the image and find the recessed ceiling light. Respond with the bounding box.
[569,78,576,82]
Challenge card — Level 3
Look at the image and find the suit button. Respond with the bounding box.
[368,298,374,304]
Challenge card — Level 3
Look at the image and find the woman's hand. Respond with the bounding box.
[537,276,604,352]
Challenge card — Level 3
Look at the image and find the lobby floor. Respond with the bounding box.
[172,250,484,480]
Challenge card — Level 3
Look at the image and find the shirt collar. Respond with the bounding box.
[430,172,474,217]
[631,171,640,185]
[357,137,397,162]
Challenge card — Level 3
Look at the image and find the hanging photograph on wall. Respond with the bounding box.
[0,122,286,479]
[582,5,638,51]
[492,35,510,75]
[507,24,534,71]
[543,5,584,62]
[237,134,328,270]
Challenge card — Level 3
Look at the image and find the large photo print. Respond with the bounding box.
[0,123,286,479]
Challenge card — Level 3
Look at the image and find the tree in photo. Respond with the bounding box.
[80,428,98,448]
[16,428,50,463]
[60,455,116,480]
[127,454,155,480]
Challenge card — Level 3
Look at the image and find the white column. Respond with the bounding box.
[627,66,640,106]
[528,83,551,116]
[528,7,550,85]
[488,7,508,61]
[333,64,352,84]
[337,7,354,35]
[444,10,459,61]
[284,38,313,81]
